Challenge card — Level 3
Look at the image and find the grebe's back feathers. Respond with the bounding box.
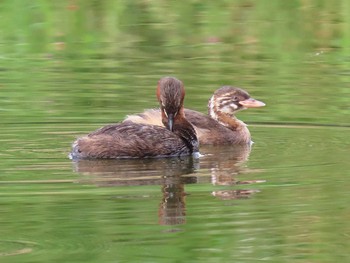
[70,121,197,159]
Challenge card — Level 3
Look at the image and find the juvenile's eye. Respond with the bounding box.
[233,96,238,101]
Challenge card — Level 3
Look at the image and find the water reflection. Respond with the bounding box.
[199,144,252,185]
[199,144,264,200]
[72,144,263,225]
[73,156,198,185]
[73,157,198,225]
[158,175,194,226]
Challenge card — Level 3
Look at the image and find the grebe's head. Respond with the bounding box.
[157,77,185,131]
[208,86,265,118]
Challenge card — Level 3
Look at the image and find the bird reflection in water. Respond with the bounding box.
[198,144,265,200]
[72,144,264,225]
[72,156,198,226]
[158,174,196,226]
[72,156,198,186]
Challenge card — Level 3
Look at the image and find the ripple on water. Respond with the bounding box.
[0,240,37,257]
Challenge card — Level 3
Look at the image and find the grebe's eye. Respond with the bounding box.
[233,96,238,101]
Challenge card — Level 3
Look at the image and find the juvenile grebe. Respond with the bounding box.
[70,77,199,159]
[125,86,265,145]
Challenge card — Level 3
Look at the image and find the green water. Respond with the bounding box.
[1,1,350,262]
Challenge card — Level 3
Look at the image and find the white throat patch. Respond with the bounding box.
[209,96,217,120]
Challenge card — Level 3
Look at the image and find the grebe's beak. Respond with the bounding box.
[239,98,265,108]
[167,113,174,132]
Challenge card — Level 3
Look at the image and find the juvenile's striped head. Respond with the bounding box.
[208,86,265,119]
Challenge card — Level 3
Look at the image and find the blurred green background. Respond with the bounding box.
[1,0,349,125]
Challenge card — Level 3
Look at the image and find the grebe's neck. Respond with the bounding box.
[208,96,246,131]
[173,111,199,154]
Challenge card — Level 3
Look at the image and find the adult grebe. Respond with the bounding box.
[70,77,199,159]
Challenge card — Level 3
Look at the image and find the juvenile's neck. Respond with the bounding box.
[215,112,246,131]
[209,98,245,131]
[216,112,251,144]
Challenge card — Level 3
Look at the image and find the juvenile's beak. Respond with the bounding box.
[167,113,174,132]
[239,98,265,108]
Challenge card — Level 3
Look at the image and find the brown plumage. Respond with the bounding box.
[125,86,265,145]
[70,77,199,159]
